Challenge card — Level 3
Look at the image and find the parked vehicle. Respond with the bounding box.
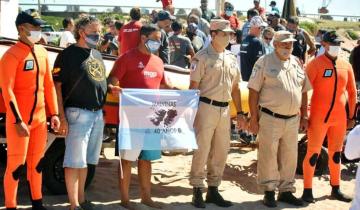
[40,25,62,46]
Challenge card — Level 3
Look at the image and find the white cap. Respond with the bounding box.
[250,16,268,28]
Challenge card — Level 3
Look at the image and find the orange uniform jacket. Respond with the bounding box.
[1,41,58,125]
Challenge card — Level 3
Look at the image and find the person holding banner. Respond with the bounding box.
[189,19,247,208]
[53,16,107,210]
[108,24,172,209]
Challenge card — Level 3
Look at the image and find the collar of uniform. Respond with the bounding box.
[207,43,226,56]
[271,51,291,70]
[17,40,34,51]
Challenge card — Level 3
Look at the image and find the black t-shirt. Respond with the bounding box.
[53,45,107,109]
[240,35,265,81]
[292,31,307,63]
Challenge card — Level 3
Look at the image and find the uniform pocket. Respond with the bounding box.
[66,108,81,124]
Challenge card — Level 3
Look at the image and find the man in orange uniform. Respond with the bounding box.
[0,11,60,210]
[302,31,356,203]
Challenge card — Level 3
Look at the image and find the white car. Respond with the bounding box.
[41,25,63,46]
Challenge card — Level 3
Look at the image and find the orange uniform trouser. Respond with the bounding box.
[302,120,346,189]
[4,121,47,208]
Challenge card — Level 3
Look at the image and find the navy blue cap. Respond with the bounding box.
[157,10,175,21]
[323,31,343,44]
[187,23,198,33]
[15,10,46,27]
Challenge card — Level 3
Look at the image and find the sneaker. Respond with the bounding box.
[80,200,96,210]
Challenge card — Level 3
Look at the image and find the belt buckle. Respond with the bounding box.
[209,99,213,105]
[272,112,276,117]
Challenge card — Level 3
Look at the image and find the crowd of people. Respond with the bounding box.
[1,0,360,210]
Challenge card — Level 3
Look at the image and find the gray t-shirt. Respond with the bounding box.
[169,34,194,68]
[159,29,170,64]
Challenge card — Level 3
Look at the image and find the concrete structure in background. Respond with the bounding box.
[0,0,19,39]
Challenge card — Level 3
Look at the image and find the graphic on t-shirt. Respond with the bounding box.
[83,50,106,82]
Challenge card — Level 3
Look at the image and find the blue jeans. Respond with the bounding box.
[63,107,104,168]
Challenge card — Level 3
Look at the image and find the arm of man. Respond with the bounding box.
[247,57,265,134]
[44,54,60,132]
[303,30,316,56]
[108,57,125,95]
[0,53,29,137]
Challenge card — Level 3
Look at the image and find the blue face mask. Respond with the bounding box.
[145,39,161,54]
[85,34,100,49]
[225,10,233,16]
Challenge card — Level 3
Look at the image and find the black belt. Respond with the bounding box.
[199,97,229,107]
[259,106,297,119]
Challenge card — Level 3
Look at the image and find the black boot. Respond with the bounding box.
[302,188,315,203]
[32,199,47,210]
[6,208,17,210]
[263,191,277,208]
[205,186,233,207]
[192,187,206,208]
[278,191,303,206]
[331,186,352,202]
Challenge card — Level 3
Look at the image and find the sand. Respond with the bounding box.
[0,144,356,210]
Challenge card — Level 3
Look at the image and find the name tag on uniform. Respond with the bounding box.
[24,60,34,71]
[323,69,333,77]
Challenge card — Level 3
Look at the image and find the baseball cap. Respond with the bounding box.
[322,31,344,44]
[270,1,276,6]
[210,19,234,33]
[250,16,268,28]
[273,31,297,42]
[15,10,46,27]
[157,10,175,21]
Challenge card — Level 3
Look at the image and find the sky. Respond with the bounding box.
[19,0,360,17]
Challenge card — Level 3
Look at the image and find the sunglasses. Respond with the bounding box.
[264,37,273,41]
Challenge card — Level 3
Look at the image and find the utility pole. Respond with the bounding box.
[38,0,41,14]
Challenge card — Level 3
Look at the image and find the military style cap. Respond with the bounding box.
[157,10,176,21]
[322,30,344,44]
[16,9,45,26]
[210,19,234,32]
[274,31,297,42]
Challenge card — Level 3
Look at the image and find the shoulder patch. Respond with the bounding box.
[52,67,61,74]
[190,62,197,72]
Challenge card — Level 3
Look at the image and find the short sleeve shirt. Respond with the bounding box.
[110,48,165,89]
[159,29,170,64]
[240,35,265,81]
[169,34,194,68]
[52,45,107,109]
[118,21,142,55]
[248,53,312,115]
[59,31,76,48]
[190,44,241,102]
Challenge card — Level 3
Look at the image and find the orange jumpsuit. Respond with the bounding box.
[0,41,58,208]
[303,54,357,189]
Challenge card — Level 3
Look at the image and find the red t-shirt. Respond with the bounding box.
[221,13,240,30]
[111,48,165,89]
[254,6,266,16]
[161,0,172,8]
[118,21,142,56]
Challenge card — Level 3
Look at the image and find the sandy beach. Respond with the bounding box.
[0,144,356,210]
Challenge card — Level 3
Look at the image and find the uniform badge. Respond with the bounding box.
[52,67,61,74]
[138,61,145,69]
[323,69,333,77]
[24,60,34,71]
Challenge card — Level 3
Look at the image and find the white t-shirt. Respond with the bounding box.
[345,125,360,210]
[59,31,76,48]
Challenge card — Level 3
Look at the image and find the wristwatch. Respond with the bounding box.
[237,111,246,116]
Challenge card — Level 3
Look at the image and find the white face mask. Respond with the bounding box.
[328,45,341,57]
[27,31,42,44]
